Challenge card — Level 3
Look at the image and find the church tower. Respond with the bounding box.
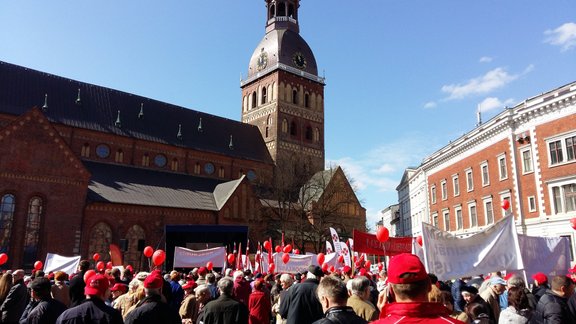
[241,0,325,174]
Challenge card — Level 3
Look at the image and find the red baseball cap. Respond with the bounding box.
[182,280,197,290]
[85,274,110,296]
[144,273,164,289]
[532,272,548,284]
[387,253,428,284]
[110,283,127,293]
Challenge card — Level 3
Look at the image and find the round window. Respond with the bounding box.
[204,163,215,175]
[247,170,257,181]
[154,154,167,167]
[96,144,110,158]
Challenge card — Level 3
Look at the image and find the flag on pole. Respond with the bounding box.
[281,232,285,249]
[245,239,250,270]
[325,241,333,254]
[236,242,243,270]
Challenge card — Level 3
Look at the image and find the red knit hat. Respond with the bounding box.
[144,273,164,289]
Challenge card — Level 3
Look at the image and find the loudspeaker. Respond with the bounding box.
[119,239,128,251]
[137,239,145,252]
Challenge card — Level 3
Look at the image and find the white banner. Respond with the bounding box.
[339,241,351,267]
[422,216,523,281]
[261,252,339,273]
[330,227,342,256]
[173,246,226,268]
[44,253,81,275]
[325,241,333,254]
[517,234,570,278]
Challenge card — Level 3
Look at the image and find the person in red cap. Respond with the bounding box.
[110,283,128,307]
[123,272,181,324]
[248,279,271,324]
[56,274,123,324]
[531,272,549,303]
[372,253,466,323]
[179,280,198,323]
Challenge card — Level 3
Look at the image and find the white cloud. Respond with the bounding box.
[375,164,395,174]
[424,101,437,109]
[479,56,493,63]
[478,97,516,112]
[544,22,576,52]
[441,67,518,100]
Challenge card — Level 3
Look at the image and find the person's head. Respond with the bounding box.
[387,253,430,302]
[224,268,233,277]
[170,270,180,282]
[466,302,491,321]
[243,269,252,279]
[379,270,387,280]
[233,270,244,281]
[110,283,127,299]
[195,284,211,304]
[550,275,574,298]
[54,271,67,282]
[198,267,207,278]
[489,276,507,295]
[122,268,133,280]
[78,260,90,272]
[460,285,478,304]
[84,274,110,300]
[110,267,120,278]
[218,277,234,296]
[317,275,348,312]
[307,265,324,280]
[253,279,265,291]
[206,272,216,284]
[128,278,142,293]
[143,272,164,297]
[29,277,52,300]
[349,276,371,300]
[280,273,294,290]
[532,272,548,286]
[439,291,455,312]
[12,269,25,283]
[506,275,526,289]
[507,286,530,311]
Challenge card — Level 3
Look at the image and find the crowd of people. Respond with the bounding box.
[1,254,576,323]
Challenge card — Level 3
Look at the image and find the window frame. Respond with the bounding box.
[441,180,447,201]
[546,132,576,167]
[481,161,490,187]
[483,197,494,225]
[430,185,437,204]
[498,154,508,180]
[528,196,536,212]
[466,168,474,192]
[548,178,576,215]
[442,209,450,232]
[468,201,478,228]
[452,174,460,197]
[521,147,534,174]
[455,205,463,230]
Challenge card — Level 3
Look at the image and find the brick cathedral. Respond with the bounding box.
[0,0,366,270]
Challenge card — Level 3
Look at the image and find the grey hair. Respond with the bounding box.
[349,276,370,296]
[128,278,142,292]
[507,275,526,289]
[218,277,234,296]
[280,273,294,286]
[195,284,209,295]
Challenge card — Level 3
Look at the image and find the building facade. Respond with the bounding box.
[398,81,576,260]
[0,0,365,270]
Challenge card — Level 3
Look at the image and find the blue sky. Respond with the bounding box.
[1,1,575,230]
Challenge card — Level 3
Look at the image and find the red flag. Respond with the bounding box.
[268,237,273,265]
[236,242,243,270]
[245,239,250,271]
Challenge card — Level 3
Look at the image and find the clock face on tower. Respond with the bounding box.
[292,52,307,69]
[257,51,268,70]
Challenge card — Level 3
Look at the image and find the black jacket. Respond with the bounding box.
[1,280,29,324]
[533,285,549,303]
[19,298,68,324]
[312,306,367,324]
[279,278,323,324]
[532,289,576,324]
[124,294,181,324]
[56,298,123,324]
[201,294,248,324]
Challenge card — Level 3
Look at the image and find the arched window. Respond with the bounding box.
[251,91,257,109]
[89,222,112,262]
[304,93,310,108]
[266,115,272,126]
[314,128,321,142]
[290,121,297,136]
[81,143,90,158]
[281,119,288,133]
[0,194,15,253]
[23,197,43,266]
[270,5,275,19]
[305,126,313,140]
[124,225,145,270]
[261,87,267,104]
[292,89,298,105]
[278,2,286,16]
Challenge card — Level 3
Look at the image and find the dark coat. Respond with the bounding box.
[19,298,68,324]
[279,278,323,324]
[124,294,181,324]
[1,280,29,324]
[202,294,248,324]
[533,285,548,303]
[68,272,86,307]
[55,298,123,324]
[312,306,368,324]
[532,289,576,324]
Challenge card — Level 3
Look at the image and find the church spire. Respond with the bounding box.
[265,0,300,33]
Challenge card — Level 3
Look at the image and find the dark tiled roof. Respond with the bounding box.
[85,160,242,211]
[0,61,273,164]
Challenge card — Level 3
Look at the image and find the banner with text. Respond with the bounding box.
[44,253,81,275]
[353,230,412,256]
[422,216,523,281]
[173,246,227,268]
